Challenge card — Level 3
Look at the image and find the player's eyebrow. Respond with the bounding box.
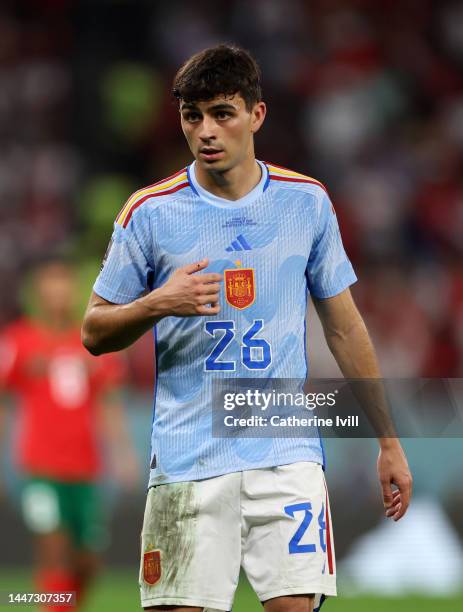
[180,102,238,112]
[207,103,237,111]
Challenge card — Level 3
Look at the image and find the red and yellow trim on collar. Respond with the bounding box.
[116,168,189,228]
[266,162,328,194]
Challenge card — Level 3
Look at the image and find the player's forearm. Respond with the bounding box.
[325,315,379,378]
[82,291,165,355]
[84,260,223,355]
[325,317,399,444]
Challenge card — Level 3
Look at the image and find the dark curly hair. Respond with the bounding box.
[172,44,262,112]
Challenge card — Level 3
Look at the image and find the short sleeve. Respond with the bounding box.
[306,192,357,298]
[94,206,155,304]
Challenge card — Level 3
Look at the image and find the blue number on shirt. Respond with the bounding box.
[205,320,272,371]
[242,319,272,370]
[284,502,316,554]
[205,321,235,371]
[318,502,326,552]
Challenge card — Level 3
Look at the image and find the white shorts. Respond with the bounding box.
[139,461,336,611]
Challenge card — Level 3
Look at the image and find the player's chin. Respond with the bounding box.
[197,154,228,170]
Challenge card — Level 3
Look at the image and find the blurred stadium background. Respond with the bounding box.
[0,0,462,610]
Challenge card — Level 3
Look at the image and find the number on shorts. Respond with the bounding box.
[284,502,316,554]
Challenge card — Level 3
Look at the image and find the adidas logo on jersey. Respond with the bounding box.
[225,234,252,252]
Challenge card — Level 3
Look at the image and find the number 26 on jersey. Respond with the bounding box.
[204,319,272,371]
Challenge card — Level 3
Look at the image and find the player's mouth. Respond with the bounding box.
[199,147,224,162]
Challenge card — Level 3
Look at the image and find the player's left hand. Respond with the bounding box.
[377,441,412,521]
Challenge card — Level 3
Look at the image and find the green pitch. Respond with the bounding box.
[1,568,462,611]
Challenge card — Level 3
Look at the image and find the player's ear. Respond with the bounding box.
[250,101,266,134]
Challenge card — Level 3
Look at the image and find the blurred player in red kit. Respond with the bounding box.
[0,258,139,611]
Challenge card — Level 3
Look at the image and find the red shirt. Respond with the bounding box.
[0,318,125,481]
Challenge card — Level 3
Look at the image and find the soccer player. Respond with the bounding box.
[82,45,412,612]
[0,258,138,611]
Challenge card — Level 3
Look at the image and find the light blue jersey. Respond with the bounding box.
[94,160,357,485]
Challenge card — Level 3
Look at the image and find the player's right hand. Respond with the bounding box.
[152,258,222,317]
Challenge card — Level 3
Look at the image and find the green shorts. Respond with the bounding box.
[20,477,108,552]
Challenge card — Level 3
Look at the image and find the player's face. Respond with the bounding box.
[35,263,77,321]
[180,94,266,173]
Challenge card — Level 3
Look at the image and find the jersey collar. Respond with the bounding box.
[187,160,269,208]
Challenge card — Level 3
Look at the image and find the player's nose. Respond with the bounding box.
[198,115,217,141]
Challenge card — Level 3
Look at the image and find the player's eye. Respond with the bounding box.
[184,112,201,123]
[216,111,232,120]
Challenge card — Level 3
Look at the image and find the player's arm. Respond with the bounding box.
[82,259,222,356]
[313,288,413,521]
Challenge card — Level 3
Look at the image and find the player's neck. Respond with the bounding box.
[194,156,261,201]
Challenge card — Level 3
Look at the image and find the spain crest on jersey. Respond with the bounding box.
[143,549,161,585]
[224,268,255,310]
